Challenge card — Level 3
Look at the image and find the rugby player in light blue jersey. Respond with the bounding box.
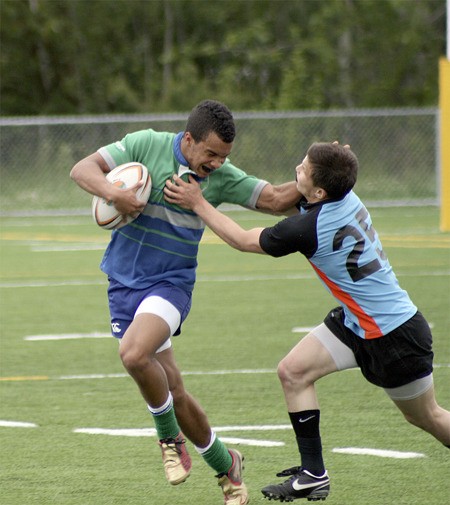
[165,141,450,503]
[70,100,301,505]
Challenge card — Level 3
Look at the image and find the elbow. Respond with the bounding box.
[233,239,263,254]
[70,160,91,184]
[225,239,247,252]
[235,243,250,252]
[70,163,81,182]
[224,239,254,253]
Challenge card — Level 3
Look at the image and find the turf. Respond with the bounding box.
[1,206,449,505]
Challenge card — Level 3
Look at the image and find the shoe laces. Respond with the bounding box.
[160,436,186,455]
[276,466,302,478]
[276,466,327,482]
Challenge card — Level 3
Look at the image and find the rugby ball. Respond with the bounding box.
[92,162,151,230]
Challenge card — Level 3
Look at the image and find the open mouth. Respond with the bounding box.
[201,165,214,175]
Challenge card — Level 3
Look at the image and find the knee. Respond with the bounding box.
[119,343,149,374]
[277,356,309,388]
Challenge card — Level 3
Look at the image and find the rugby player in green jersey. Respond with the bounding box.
[71,100,301,505]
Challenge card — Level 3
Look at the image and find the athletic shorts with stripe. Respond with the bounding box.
[314,307,434,401]
[107,278,192,352]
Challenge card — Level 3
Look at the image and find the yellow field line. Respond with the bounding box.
[1,232,108,243]
[1,231,450,248]
[0,376,49,381]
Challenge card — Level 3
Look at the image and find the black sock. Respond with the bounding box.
[289,410,325,476]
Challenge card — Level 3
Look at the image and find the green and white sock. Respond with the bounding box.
[147,392,180,440]
[195,432,232,475]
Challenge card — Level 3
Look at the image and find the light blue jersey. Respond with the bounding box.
[260,191,417,339]
[98,129,267,291]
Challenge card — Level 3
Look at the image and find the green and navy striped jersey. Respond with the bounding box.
[98,128,267,291]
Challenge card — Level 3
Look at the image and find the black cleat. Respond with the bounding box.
[261,466,330,502]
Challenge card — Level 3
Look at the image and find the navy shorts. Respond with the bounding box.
[324,307,434,388]
[107,278,192,339]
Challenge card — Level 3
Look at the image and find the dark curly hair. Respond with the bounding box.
[185,100,236,144]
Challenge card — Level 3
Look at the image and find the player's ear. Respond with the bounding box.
[315,188,327,200]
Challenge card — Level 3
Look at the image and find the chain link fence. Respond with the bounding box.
[0,108,438,215]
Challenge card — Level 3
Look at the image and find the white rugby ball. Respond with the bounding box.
[92,162,151,230]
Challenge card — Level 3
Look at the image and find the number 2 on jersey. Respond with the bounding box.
[333,207,387,282]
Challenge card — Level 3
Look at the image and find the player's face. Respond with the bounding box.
[296,156,322,202]
[183,131,233,178]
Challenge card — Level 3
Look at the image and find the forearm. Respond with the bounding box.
[70,152,119,201]
[193,199,264,253]
[256,180,301,214]
[164,174,265,253]
[70,161,112,199]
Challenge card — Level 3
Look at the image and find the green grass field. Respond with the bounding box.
[1,206,449,505]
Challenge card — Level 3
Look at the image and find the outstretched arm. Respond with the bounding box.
[256,180,301,215]
[164,175,265,253]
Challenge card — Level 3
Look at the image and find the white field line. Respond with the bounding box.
[73,428,426,455]
[24,333,111,341]
[29,243,107,252]
[0,273,314,288]
[2,270,450,289]
[0,280,107,288]
[0,420,38,428]
[24,322,437,340]
[59,373,128,380]
[0,421,428,456]
[291,326,315,333]
[332,447,425,459]
[215,424,292,432]
[74,427,158,437]
[219,437,284,447]
[56,363,450,380]
[73,424,291,447]
[2,365,448,383]
[58,369,277,380]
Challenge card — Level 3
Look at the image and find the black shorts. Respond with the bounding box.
[324,307,434,389]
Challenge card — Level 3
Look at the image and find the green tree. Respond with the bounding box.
[0,0,445,115]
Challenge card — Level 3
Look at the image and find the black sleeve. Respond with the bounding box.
[259,208,319,259]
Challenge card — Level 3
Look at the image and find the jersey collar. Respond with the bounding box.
[174,132,207,183]
[173,132,189,166]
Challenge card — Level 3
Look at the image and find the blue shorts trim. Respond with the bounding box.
[107,278,192,339]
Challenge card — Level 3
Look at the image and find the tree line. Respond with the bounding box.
[0,0,446,115]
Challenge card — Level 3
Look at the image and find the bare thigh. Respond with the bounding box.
[392,381,450,444]
[281,323,357,381]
